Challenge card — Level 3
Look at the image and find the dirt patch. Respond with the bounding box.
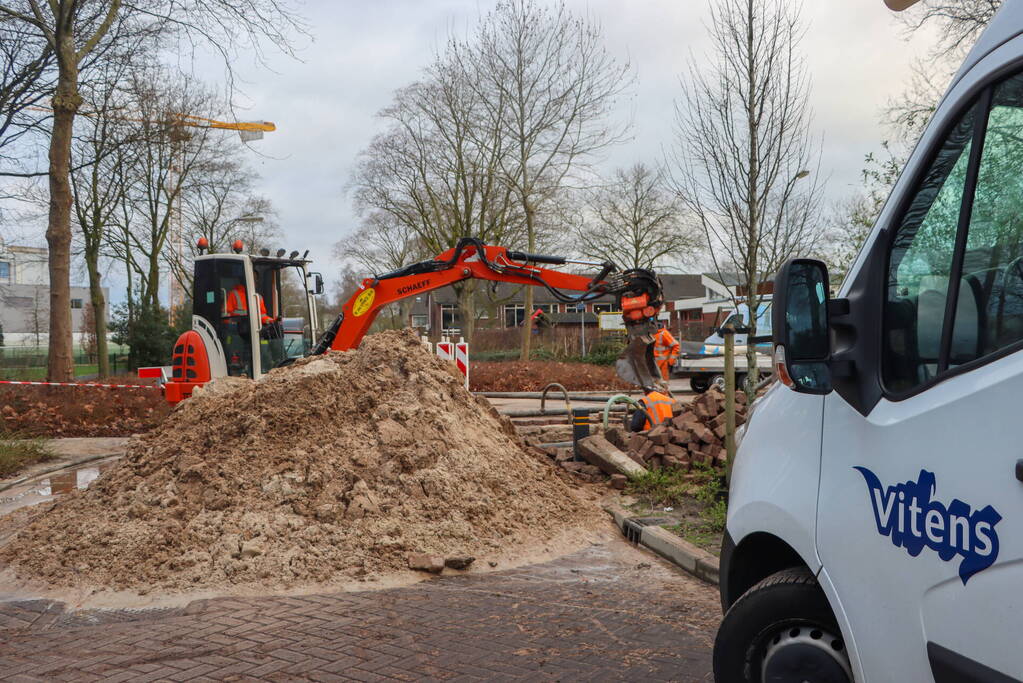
[0,330,602,594]
[0,383,169,437]
[470,360,630,392]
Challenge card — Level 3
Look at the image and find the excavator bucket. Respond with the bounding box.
[615,333,666,393]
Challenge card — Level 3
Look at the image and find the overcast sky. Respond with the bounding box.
[207,0,939,286]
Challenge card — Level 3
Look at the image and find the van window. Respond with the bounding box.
[884,104,979,393]
[950,75,1023,366]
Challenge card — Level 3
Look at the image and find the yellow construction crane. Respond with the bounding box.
[30,105,276,141]
[172,114,275,133]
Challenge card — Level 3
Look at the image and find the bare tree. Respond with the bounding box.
[108,69,234,314]
[672,0,824,390]
[30,284,47,346]
[825,143,904,279]
[898,0,1001,58]
[0,0,303,381]
[0,17,53,172]
[69,48,141,377]
[885,1,1000,154]
[576,163,700,271]
[0,1,125,380]
[341,210,425,277]
[168,161,279,292]
[350,43,522,342]
[466,0,631,360]
[336,211,428,331]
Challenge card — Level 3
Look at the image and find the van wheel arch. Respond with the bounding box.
[721,531,808,612]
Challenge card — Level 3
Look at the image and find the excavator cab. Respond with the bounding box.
[163,241,321,402]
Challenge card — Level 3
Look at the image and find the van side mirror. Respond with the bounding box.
[772,258,832,394]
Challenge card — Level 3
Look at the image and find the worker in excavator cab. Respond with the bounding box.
[630,389,675,432]
[652,321,679,381]
[224,281,272,326]
[222,271,282,376]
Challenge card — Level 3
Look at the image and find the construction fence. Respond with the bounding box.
[0,345,132,380]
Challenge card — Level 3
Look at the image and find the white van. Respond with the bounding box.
[715,3,1023,681]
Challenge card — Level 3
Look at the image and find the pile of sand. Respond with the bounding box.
[0,330,599,591]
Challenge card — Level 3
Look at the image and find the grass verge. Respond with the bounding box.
[625,463,727,555]
[0,431,55,478]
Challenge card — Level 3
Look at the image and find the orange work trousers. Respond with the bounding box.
[656,359,674,381]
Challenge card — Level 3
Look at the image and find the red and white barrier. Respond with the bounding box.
[0,380,160,390]
[454,340,469,389]
[430,336,469,389]
[435,340,454,361]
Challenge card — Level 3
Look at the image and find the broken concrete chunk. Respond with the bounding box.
[444,556,475,570]
[407,553,445,574]
[576,435,647,477]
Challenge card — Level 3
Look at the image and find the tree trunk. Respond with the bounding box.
[46,59,82,382]
[519,199,535,361]
[456,282,476,344]
[146,253,161,310]
[745,282,760,400]
[743,0,760,399]
[85,252,110,377]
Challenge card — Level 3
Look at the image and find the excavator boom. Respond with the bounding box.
[318,238,666,392]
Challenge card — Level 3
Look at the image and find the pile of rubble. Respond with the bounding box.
[608,388,747,471]
[0,330,600,592]
[556,388,748,485]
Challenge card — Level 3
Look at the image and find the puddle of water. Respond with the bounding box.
[0,459,115,517]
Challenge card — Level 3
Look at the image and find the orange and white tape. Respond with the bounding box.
[0,380,160,390]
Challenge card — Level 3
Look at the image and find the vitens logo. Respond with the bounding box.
[396,279,430,296]
[855,467,1001,585]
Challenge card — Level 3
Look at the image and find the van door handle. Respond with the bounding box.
[1017,460,1023,483]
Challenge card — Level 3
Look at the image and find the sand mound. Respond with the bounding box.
[0,330,599,591]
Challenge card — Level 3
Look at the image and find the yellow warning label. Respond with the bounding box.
[352,288,376,317]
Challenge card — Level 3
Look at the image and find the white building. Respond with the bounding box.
[0,244,106,347]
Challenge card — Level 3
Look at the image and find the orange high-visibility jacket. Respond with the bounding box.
[653,327,680,361]
[640,391,674,430]
[225,284,272,325]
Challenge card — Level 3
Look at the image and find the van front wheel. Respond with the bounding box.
[713,567,852,683]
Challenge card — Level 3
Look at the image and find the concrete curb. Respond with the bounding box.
[603,503,719,585]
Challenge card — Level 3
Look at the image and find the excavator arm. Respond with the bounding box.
[315,238,667,391]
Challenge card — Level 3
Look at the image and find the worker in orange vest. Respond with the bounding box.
[631,390,675,431]
[652,322,680,381]
[224,282,273,326]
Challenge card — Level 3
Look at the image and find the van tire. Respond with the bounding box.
[713,567,851,683]
[690,377,710,393]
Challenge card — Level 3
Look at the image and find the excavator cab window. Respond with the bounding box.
[192,257,255,377]
[252,262,288,372]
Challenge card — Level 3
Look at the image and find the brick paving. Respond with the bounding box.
[0,539,719,681]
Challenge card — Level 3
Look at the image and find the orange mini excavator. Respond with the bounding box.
[157,237,665,403]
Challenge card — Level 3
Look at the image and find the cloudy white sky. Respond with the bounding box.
[208,0,939,286]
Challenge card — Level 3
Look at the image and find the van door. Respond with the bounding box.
[817,72,1023,681]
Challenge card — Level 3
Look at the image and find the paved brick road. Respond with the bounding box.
[0,539,719,681]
